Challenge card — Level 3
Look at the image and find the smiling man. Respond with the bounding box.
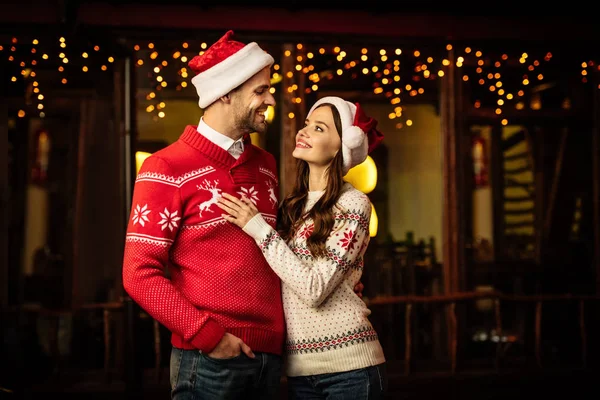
[122,30,286,399]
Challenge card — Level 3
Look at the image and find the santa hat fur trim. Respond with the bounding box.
[190,30,274,109]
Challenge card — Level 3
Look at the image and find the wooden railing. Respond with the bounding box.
[8,301,126,381]
[365,292,600,375]
[4,291,599,387]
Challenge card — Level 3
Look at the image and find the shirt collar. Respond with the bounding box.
[197,117,244,152]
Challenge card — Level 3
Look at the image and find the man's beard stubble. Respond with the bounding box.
[236,107,268,135]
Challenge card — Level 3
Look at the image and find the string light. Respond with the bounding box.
[4,34,597,125]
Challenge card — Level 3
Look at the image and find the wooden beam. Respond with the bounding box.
[593,73,600,295]
[1,1,61,25]
[2,2,598,42]
[0,96,7,308]
[544,127,569,235]
[490,125,505,263]
[441,47,466,294]
[71,99,96,307]
[79,7,600,41]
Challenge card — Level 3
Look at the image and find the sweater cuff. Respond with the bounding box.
[243,214,273,242]
[189,319,226,353]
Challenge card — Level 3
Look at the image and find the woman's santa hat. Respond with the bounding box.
[189,30,274,109]
[307,96,385,175]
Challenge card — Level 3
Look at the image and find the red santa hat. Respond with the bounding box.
[307,96,384,175]
[189,30,274,108]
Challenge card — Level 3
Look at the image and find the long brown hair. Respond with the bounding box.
[277,103,345,257]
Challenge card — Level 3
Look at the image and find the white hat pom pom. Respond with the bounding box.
[342,126,365,149]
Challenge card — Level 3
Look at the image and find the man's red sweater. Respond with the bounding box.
[122,125,285,355]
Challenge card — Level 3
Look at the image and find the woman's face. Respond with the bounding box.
[292,105,341,167]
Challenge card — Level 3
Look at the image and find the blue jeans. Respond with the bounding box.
[287,364,387,399]
[170,346,283,400]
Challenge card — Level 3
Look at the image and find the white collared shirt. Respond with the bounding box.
[197,117,244,158]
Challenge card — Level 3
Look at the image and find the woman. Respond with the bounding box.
[217,96,386,399]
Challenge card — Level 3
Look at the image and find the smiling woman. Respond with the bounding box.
[217,95,388,399]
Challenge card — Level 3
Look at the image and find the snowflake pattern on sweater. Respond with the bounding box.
[242,183,386,376]
[122,125,285,356]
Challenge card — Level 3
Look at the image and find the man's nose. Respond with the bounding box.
[265,91,276,107]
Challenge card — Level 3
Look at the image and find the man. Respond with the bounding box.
[122,30,363,399]
[122,30,284,399]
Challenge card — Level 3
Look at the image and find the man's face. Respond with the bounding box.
[230,66,276,135]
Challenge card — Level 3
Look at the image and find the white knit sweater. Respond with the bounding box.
[243,182,385,377]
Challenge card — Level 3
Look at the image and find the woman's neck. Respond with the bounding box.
[307,166,328,192]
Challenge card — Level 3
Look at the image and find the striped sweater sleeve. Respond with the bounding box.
[243,191,371,308]
[122,155,225,352]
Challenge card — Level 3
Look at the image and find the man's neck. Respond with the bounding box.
[203,113,244,141]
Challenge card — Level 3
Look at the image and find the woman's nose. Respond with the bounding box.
[297,128,308,138]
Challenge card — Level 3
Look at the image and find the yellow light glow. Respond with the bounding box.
[343,155,377,194]
[270,73,282,85]
[264,105,275,123]
[136,151,152,174]
[249,132,261,148]
[369,203,378,237]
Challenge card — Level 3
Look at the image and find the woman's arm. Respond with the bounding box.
[217,192,370,307]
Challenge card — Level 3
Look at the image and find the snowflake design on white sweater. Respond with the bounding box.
[132,204,151,226]
[238,186,259,205]
[158,208,181,231]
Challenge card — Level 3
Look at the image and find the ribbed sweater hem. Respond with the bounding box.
[285,340,385,377]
